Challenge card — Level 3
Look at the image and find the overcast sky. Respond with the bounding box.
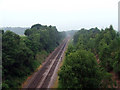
[0,0,119,31]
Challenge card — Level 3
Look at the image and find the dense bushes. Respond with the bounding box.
[59,25,119,88]
[59,49,103,88]
[2,24,66,88]
[24,24,65,53]
[2,31,35,88]
[73,25,120,74]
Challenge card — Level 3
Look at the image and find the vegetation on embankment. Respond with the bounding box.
[58,25,120,88]
[2,24,66,88]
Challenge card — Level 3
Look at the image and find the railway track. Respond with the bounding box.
[24,38,69,89]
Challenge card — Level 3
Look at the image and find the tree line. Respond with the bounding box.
[2,24,66,88]
[58,25,120,88]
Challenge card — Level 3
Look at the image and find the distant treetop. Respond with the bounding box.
[31,24,42,29]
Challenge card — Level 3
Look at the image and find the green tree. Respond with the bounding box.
[59,50,103,88]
